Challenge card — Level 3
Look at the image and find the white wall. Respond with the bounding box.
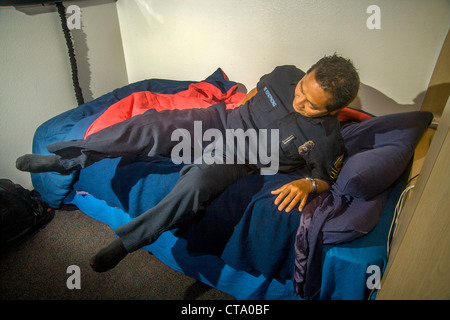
[116,0,450,115]
[0,0,128,188]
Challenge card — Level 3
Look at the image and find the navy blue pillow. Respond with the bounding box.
[333,111,433,200]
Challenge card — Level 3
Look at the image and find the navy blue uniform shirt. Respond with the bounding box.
[227,65,345,184]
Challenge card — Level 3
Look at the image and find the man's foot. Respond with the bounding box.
[16,154,69,174]
[90,238,128,273]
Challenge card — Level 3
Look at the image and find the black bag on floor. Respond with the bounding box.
[0,179,53,248]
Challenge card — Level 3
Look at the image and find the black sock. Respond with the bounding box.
[90,238,128,273]
[16,154,69,174]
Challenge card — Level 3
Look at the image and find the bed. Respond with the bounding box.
[30,68,432,300]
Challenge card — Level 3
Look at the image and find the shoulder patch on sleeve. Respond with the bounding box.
[298,140,315,155]
[330,153,345,179]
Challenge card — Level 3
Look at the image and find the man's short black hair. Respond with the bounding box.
[307,54,360,112]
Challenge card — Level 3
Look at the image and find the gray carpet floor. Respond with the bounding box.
[0,207,235,300]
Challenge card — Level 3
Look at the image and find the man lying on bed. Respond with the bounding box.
[16,54,360,272]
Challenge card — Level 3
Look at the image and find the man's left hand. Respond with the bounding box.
[271,179,314,213]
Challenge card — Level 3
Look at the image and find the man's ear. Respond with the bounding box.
[329,108,343,116]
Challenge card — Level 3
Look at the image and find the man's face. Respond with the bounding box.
[292,70,334,118]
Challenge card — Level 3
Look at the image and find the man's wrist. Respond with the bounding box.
[305,178,318,193]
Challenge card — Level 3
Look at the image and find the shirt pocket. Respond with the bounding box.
[250,90,288,128]
[280,133,302,160]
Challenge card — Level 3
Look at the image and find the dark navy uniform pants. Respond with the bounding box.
[48,103,229,170]
[47,103,251,252]
[116,163,250,251]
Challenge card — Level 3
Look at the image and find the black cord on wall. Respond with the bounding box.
[55,1,84,105]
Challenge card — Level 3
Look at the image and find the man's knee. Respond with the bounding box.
[179,164,217,193]
[179,163,247,196]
